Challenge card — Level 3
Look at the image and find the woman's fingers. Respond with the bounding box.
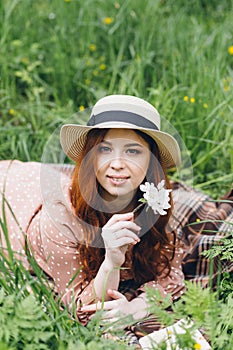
[81,290,129,327]
[103,218,141,234]
[81,300,115,313]
[113,219,141,233]
[103,229,140,248]
[102,221,141,242]
[103,212,134,227]
[103,227,140,241]
[107,289,125,300]
[81,290,126,313]
[101,212,141,248]
[102,216,141,249]
[112,235,139,247]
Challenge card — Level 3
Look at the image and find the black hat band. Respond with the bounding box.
[87,111,159,131]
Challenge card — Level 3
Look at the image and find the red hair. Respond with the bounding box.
[70,129,175,284]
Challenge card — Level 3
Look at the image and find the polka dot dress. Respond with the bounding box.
[0,160,186,325]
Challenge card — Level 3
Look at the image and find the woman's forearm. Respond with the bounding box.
[93,258,120,300]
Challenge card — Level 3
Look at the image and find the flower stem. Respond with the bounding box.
[132,202,146,214]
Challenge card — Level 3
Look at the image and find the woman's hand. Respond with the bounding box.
[102,212,141,267]
[80,289,148,326]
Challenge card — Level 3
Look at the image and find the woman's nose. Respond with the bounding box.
[109,156,125,169]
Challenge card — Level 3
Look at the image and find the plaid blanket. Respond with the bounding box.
[171,181,233,288]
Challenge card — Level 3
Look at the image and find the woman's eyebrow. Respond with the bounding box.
[102,140,143,147]
[124,143,143,148]
[101,140,112,145]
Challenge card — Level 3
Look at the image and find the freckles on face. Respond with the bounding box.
[94,129,151,200]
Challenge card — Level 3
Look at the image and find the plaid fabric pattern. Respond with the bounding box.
[171,181,233,288]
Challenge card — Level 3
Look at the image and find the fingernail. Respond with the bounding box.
[134,239,140,244]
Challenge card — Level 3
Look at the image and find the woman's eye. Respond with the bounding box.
[98,146,111,153]
[126,149,141,155]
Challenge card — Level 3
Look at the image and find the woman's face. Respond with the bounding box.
[94,129,151,203]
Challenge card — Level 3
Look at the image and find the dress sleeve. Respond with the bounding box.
[27,187,98,325]
[136,234,186,301]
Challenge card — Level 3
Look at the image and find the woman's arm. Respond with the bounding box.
[30,204,141,323]
[93,259,120,301]
[93,212,141,300]
[79,235,185,323]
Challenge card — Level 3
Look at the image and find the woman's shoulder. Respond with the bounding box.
[0,159,42,176]
[39,164,86,243]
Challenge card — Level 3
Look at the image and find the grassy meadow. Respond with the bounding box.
[0,0,233,349]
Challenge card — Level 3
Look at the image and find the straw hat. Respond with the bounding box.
[60,95,181,168]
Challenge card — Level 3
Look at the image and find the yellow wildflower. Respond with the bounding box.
[64,0,72,2]
[9,109,15,115]
[85,78,90,85]
[32,87,45,95]
[135,54,141,63]
[224,85,230,91]
[85,59,90,67]
[79,105,85,111]
[228,45,233,55]
[93,70,99,76]
[103,17,114,25]
[190,97,195,103]
[196,218,200,222]
[89,44,96,52]
[183,96,189,102]
[11,40,23,47]
[203,103,208,108]
[99,63,106,70]
[194,343,201,350]
[21,57,30,65]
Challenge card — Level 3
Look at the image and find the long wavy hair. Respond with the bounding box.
[70,128,175,284]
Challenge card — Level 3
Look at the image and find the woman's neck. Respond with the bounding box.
[100,194,138,214]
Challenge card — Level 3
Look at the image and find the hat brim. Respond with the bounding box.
[60,123,181,168]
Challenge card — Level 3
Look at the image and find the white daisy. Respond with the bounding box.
[138,180,172,216]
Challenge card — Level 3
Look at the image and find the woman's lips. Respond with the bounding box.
[107,175,129,185]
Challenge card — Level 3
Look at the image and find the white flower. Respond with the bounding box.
[48,12,56,20]
[139,180,172,216]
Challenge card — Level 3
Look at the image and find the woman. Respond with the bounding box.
[0,95,232,343]
[0,95,184,320]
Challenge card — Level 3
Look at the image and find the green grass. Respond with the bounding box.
[0,0,233,348]
[0,0,233,196]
